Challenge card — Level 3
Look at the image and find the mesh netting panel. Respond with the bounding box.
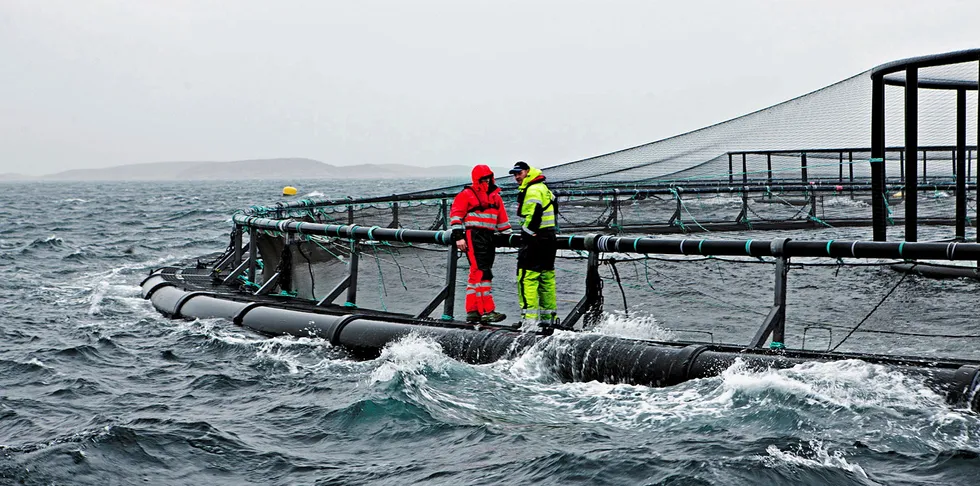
[539,69,977,185]
[390,57,977,198]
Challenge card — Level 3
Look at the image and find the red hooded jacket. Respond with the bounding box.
[449,165,511,240]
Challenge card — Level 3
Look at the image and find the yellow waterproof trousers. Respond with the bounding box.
[517,268,557,326]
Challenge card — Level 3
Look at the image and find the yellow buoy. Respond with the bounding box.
[893,191,903,198]
[282,186,298,196]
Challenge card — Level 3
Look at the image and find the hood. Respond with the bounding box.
[470,164,500,199]
[470,164,494,185]
[519,166,545,190]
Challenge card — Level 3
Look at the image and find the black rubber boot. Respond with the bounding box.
[481,311,507,323]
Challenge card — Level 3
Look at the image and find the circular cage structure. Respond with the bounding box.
[143,50,980,411]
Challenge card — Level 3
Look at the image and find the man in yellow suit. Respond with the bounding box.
[508,161,558,329]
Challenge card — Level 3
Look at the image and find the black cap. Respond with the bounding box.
[508,161,531,174]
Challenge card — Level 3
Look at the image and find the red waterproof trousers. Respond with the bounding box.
[463,229,497,314]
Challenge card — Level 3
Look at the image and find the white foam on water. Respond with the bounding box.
[590,311,675,341]
[369,333,451,385]
[174,317,348,375]
[823,195,870,208]
[763,439,869,478]
[27,358,47,368]
[251,336,333,374]
[716,359,947,412]
[87,280,108,315]
[491,353,974,437]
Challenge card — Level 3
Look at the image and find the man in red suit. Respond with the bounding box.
[449,165,511,323]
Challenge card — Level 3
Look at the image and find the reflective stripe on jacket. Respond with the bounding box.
[517,167,555,233]
[449,186,510,237]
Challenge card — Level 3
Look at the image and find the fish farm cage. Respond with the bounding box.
[145,49,980,411]
[249,51,980,239]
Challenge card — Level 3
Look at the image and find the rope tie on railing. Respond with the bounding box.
[807,214,833,228]
[606,257,628,318]
[825,240,843,274]
[305,235,347,264]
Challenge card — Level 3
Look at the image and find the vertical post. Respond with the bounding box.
[728,153,734,184]
[440,198,449,230]
[750,238,789,348]
[233,225,243,264]
[611,189,620,232]
[771,255,788,346]
[838,152,844,183]
[247,225,257,284]
[956,87,967,240]
[871,73,887,241]
[347,202,354,225]
[900,150,905,182]
[346,241,359,306]
[443,244,457,319]
[809,190,817,222]
[741,153,748,183]
[563,249,602,330]
[922,150,928,183]
[905,66,918,242]
[801,152,808,183]
[766,153,773,186]
[390,200,400,228]
[741,153,748,220]
[668,192,683,227]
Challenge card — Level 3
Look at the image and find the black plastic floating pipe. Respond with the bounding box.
[141,274,980,412]
[232,215,453,245]
[229,306,980,412]
[560,236,980,261]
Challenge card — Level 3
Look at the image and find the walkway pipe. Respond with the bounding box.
[233,215,980,261]
[141,272,980,413]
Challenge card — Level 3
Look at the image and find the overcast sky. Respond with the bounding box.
[1,0,978,176]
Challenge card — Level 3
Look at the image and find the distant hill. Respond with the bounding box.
[22,158,488,181]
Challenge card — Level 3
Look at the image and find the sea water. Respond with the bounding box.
[1,179,979,485]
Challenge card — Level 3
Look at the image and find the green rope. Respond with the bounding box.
[882,193,894,225]
[380,245,409,290]
[305,235,348,264]
[369,245,388,312]
[807,214,833,228]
